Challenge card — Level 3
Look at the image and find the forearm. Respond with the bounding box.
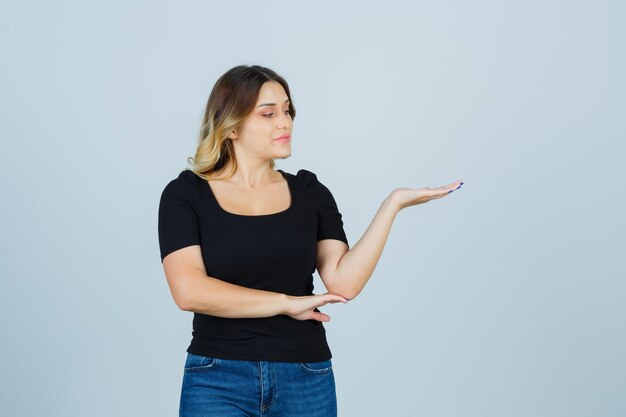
[333,196,400,299]
[181,271,289,319]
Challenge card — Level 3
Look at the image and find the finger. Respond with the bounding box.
[311,311,330,322]
[429,189,455,200]
[326,295,348,303]
[447,181,463,194]
[321,294,348,303]
[437,181,463,191]
[315,299,341,309]
[427,186,453,199]
[435,180,463,195]
[427,187,454,199]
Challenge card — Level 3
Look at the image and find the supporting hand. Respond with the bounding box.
[284,292,348,322]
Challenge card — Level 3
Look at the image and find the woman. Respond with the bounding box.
[158,65,463,417]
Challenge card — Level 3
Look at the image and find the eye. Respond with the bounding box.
[263,109,291,118]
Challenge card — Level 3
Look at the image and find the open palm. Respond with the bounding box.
[391,179,464,210]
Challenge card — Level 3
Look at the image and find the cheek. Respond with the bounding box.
[240,119,269,138]
[259,121,277,139]
[250,117,273,133]
[242,123,275,148]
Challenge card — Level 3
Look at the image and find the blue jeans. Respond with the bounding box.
[179,352,337,417]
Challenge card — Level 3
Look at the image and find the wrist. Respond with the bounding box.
[384,193,402,213]
[279,293,292,315]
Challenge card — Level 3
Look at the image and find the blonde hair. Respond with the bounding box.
[187,65,297,181]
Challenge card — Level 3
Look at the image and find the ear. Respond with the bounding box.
[229,130,238,140]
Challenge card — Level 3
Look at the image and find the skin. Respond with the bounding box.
[222,80,464,323]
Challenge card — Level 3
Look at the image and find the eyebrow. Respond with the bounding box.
[256,99,290,108]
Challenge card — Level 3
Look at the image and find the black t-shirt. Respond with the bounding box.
[158,168,349,362]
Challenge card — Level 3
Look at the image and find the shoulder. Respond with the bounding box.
[293,168,323,187]
[292,168,339,204]
[277,168,321,187]
[161,169,203,199]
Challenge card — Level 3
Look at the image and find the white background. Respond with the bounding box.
[1,1,624,416]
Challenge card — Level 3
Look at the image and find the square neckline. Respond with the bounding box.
[204,169,294,218]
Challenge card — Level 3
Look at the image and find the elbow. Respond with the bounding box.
[344,289,361,301]
[173,290,194,312]
[325,275,360,301]
[331,285,359,302]
[168,273,205,312]
[176,297,191,312]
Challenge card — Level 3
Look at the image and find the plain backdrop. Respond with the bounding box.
[1,1,624,416]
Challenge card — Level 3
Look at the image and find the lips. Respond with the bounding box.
[275,134,291,140]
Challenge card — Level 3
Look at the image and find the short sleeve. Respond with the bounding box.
[158,177,201,262]
[297,169,349,246]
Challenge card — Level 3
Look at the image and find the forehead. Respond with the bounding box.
[256,81,289,105]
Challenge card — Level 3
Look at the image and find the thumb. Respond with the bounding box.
[310,311,331,322]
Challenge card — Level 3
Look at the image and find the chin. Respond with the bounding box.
[274,152,292,160]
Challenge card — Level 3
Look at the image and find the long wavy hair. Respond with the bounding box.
[187,65,297,181]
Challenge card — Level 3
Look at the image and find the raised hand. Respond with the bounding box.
[390,179,464,210]
[284,292,348,322]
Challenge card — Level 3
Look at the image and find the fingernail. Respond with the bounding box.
[448,190,453,193]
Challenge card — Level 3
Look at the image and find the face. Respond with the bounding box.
[229,81,293,162]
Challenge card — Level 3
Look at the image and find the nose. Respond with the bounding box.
[276,111,292,129]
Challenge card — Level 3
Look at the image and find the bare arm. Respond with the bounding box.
[182,270,290,318]
[325,196,399,300]
[163,245,289,318]
[323,179,464,300]
[163,245,346,321]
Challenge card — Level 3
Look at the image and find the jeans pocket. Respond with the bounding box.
[299,359,333,375]
[184,352,217,372]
